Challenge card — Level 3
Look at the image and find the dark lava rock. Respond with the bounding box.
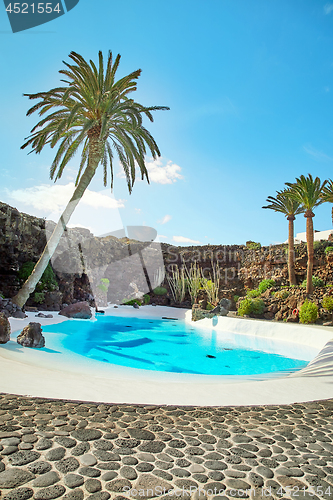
[93,440,113,451]
[32,471,60,487]
[55,436,77,448]
[3,487,34,500]
[64,474,85,489]
[205,460,228,470]
[45,448,66,461]
[122,457,138,465]
[0,468,35,489]
[59,302,92,319]
[101,472,118,481]
[71,429,102,441]
[78,467,101,477]
[0,312,11,343]
[120,466,137,480]
[7,450,40,466]
[136,463,154,472]
[105,478,132,492]
[55,457,80,473]
[138,441,166,453]
[127,428,155,440]
[17,322,45,348]
[71,443,90,456]
[86,493,110,500]
[153,470,173,481]
[27,461,52,475]
[34,484,66,499]
[36,438,53,450]
[63,490,84,500]
[85,478,102,493]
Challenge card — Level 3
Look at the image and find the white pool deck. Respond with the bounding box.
[1,305,333,407]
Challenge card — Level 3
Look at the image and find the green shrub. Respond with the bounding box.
[258,279,275,294]
[143,294,150,305]
[18,261,57,292]
[233,295,240,303]
[299,300,318,324]
[237,297,265,317]
[246,289,260,298]
[274,290,289,300]
[0,293,4,299]
[206,302,214,311]
[246,241,261,250]
[237,298,253,316]
[325,246,333,255]
[34,292,45,304]
[97,278,110,294]
[251,298,265,315]
[123,298,141,306]
[301,276,324,288]
[322,296,333,312]
[153,286,167,296]
[313,241,322,250]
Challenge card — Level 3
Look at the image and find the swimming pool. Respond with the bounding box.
[43,314,314,376]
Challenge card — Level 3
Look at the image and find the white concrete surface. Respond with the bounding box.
[1,305,333,406]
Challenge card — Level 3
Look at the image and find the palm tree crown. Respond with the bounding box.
[285,174,327,212]
[263,189,305,217]
[321,179,333,225]
[22,50,169,193]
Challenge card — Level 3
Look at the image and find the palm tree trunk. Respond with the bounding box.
[287,215,297,285]
[12,138,103,309]
[305,211,314,295]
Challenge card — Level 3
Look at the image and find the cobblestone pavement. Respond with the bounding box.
[0,394,333,500]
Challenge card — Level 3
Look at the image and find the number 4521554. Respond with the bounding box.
[6,3,61,14]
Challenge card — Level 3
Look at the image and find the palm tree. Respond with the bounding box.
[286,174,327,294]
[12,51,169,309]
[263,189,304,285]
[321,179,333,225]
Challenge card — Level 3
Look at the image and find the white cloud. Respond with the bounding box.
[158,214,172,224]
[117,157,183,185]
[324,3,333,14]
[146,158,183,184]
[157,234,168,239]
[135,208,142,214]
[303,145,333,162]
[6,183,125,213]
[173,236,201,244]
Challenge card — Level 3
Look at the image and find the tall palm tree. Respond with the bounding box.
[286,174,327,294]
[263,189,304,285]
[321,179,333,225]
[12,50,169,309]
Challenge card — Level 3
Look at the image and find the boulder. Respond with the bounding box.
[0,313,11,343]
[59,301,92,319]
[17,322,45,348]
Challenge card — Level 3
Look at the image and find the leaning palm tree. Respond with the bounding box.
[263,189,304,285]
[321,179,333,225]
[12,50,169,308]
[286,174,327,294]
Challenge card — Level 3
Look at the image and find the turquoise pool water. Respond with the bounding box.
[42,315,312,376]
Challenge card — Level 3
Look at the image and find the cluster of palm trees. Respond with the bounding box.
[263,175,333,294]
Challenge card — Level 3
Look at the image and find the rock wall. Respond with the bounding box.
[1,201,333,310]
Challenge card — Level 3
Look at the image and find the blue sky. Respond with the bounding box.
[0,0,333,246]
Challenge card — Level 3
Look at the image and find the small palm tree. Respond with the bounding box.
[263,189,304,285]
[321,179,333,225]
[286,174,327,294]
[12,51,169,309]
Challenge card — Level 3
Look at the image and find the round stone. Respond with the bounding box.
[71,429,102,441]
[190,464,205,473]
[36,439,53,451]
[22,435,38,443]
[3,488,34,500]
[248,472,264,487]
[93,440,113,451]
[208,471,224,481]
[55,437,77,448]
[1,438,21,446]
[122,456,138,465]
[45,448,66,461]
[7,451,40,466]
[101,472,118,481]
[78,467,101,477]
[86,493,110,500]
[153,469,173,481]
[97,462,120,471]
[225,479,251,489]
[80,454,97,466]
[225,469,246,478]
[120,466,137,480]
[85,479,102,493]
[136,462,154,472]
[32,472,60,488]
[127,428,155,440]
[138,441,165,453]
[34,485,66,499]
[2,446,19,455]
[55,457,80,473]
[205,460,227,470]
[27,461,51,475]
[64,474,85,488]
[72,443,90,456]
[172,468,191,477]
[19,443,33,450]
[105,478,132,492]
[192,474,209,483]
